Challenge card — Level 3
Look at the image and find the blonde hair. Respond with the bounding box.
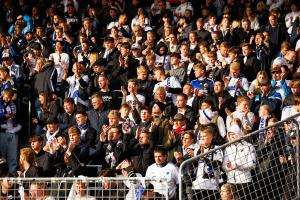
[221,183,238,200]
[137,65,148,74]
[108,110,121,119]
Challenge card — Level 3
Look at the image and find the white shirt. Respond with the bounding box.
[226,76,249,97]
[281,106,300,122]
[175,2,194,17]
[145,162,179,199]
[49,52,69,83]
[126,94,146,106]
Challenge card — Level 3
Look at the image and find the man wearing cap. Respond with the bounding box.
[248,78,282,118]
[224,62,249,97]
[271,65,291,100]
[131,43,143,64]
[1,52,23,88]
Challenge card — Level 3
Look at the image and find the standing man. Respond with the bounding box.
[145,146,179,200]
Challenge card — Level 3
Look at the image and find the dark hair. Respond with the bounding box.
[154,146,167,156]
[76,110,88,117]
[63,97,75,104]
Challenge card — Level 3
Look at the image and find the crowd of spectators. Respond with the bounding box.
[0,0,300,199]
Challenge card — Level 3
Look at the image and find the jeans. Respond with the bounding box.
[0,132,18,176]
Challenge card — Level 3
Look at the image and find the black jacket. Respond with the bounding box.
[33,63,57,98]
[57,110,77,133]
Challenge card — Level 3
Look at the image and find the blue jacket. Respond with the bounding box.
[271,79,291,97]
[251,89,282,118]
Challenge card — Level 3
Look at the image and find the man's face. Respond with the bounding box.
[69,132,80,144]
[140,109,151,121]
[64,102,75,114]
[183,85,193,95]
[76,114,87,126]
[176,96,187,108]
[139,132,150,145]
[220,46,228,57]
[230,68,240,78]
[272,70,281,81]
[155,90,166,101]
[108,128,120,141]
[75,183,87,197]
[255,35,263,45]
[120,46,130,57]
[214,81,224,93]
[47,123,58,133]
[98,76,108,89]
[154,152,167,165]
[260,84,271,94]
[242,21,250,30]
[128,82,137,93]
[238,100,249,112]
[31,140,42,151]
[269,16,277,27]
[291,87,300,94]
[91,97,103,110]
[242,46,250,56]
[194,68,204,78]
[109,116,119,126]
[170,56,179,65]
[200,131,213,147]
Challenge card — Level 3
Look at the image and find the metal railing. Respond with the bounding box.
[179,113,300,200]
[0,177,169,200]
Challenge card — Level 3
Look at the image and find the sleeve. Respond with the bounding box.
[236,144,256,171]
[281,80,292,97]
[226,115,233,130]
[217,117,227,138]
[281,107,291,121]
[173,166,179,184]
[285,14,292,29]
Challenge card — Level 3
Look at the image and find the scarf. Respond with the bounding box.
[173,125,186,134]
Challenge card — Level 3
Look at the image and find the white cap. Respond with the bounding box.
[227,124,242,138]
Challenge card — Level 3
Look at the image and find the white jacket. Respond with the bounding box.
[223,142,256,184]
[192,146,223,190]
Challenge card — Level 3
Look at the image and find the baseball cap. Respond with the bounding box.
[131,43,141,50]
[173,113,185,121]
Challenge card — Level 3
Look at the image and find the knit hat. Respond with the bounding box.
[227,124,242,138]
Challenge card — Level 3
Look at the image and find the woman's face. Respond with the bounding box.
[227,132,238,142]
[220,187,234,200]
[38,95,45,104]
[257,74,265,82]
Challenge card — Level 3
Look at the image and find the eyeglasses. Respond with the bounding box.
[272,71,280,74]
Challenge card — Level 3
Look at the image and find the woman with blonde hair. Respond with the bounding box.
[248,71,268,94]
[220,183,239,200]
